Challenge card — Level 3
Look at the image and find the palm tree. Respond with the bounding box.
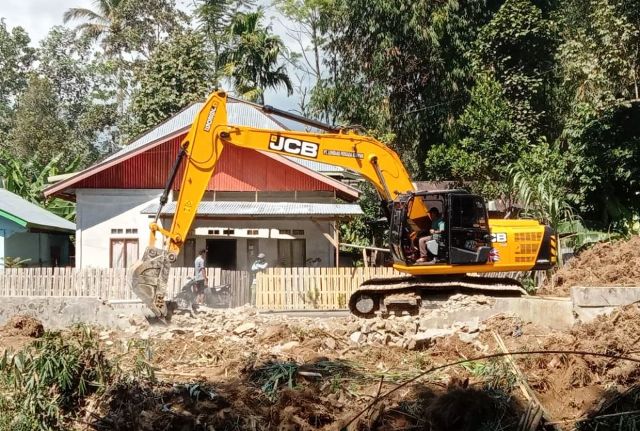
[64,0,129,116]
[219,11,293,103]
[63,0,126,52]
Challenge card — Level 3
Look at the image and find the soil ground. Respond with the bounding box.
[2,237,640,430]
[539,236,640,296]
[3,302,640,430]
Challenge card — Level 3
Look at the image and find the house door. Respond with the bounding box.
[206,239,237,269]
[277,239,306,267]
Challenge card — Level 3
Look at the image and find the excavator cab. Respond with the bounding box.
[390,190,493,266]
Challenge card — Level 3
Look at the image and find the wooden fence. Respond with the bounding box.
[0,267,250,307]
[0,266,406,310]
[255,267,402,310]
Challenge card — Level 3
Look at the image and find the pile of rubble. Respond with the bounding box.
[4,297,640,430]
[123,295,494,355]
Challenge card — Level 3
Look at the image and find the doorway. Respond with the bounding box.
[206,238,237,269]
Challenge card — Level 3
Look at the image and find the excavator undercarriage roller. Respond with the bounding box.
[348,275,526,318]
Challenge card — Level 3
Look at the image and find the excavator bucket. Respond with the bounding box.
[128,247,175,317]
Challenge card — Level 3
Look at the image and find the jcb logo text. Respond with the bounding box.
[269,135,319,158]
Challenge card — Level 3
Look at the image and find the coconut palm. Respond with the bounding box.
[219,11,293,103]
[63,0,127,53]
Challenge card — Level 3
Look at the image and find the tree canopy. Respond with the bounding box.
[0,0,637,233]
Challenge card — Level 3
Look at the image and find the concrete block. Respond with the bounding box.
[571,287,640,323]
[0,297,133,330]
[492,297,575,330]
[571,286,640,307]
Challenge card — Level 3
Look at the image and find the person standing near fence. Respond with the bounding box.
[194,249,207,305]
[250,253,268,305]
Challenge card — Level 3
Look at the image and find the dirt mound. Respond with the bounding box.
[539,236,640,296]
[0,314,44,338]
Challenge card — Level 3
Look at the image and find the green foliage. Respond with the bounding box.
[511,169,574,233]
[427,73,527,199]
[0,20,35,143]
[63,0,187,57]
[0,257,31,268]
[462,358,517,392]
[316,0,497,174]
[218,10,293,103]
[0,151,79,220]
[0,326,114,430]
[473,0,558,137]
[129,30,214,135]
[557,219,622,252]
[250,361,298,401]
[564,102,640,225]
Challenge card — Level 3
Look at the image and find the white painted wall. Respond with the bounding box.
[76,189,346,269]
[0,219,71,267]
[76,189,163,268]
[177,218,335,270]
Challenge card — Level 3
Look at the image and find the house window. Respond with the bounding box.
[292,229,305,236]
[125,228,138,234]
[110,239,139,268]
[277,239,306,267]
[111,228,124,234]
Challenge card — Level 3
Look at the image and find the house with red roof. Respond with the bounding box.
[44,99,362,270]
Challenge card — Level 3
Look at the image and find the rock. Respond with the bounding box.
[233,322,257,335]
[323,338,337,350]
[360,322,372,334]
[350,331,366,344]
[270,341,300,355]
[458,332,479,343]
[170,328,190,335]
[465,317,480,333]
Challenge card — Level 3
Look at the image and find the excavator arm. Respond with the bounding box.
[129,90,424,317]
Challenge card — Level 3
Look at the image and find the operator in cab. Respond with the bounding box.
[417,207,445,264]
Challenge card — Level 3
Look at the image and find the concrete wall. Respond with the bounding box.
[178,218,335,270]
[0,219,71,267]
[76,189,163,268]
[0,297,132,329]
[76,188,341,269]
[0,218,26,267]
[4,232,70,267]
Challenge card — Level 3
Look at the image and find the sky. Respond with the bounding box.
[0,0,302,110]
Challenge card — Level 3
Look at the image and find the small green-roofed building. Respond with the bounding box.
[0,188,75,268]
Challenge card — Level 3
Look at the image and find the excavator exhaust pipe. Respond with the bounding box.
[128,247,176,318]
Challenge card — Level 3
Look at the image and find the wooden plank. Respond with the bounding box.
[492,332,558,430]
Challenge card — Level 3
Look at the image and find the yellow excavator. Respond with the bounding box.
[129,90,557,318]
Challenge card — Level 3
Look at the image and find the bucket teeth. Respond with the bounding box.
[129,247,173,317]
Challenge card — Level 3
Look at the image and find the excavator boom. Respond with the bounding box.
[129,90,555,318]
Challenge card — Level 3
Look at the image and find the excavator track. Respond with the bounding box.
[348,275,526,318]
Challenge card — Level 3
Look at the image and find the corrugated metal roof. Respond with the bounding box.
[141,201,363,217]
[103,103,202,163]
[0,189,75,232]
[103,101,344,173]
[284,157,345,173]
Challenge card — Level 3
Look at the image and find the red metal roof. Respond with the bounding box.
[50,133,358,200]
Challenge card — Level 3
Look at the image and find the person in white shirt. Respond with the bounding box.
[250,253,268,305]
[194,249,207,305]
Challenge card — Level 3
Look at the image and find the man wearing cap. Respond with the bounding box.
[250,253,268,305]
[194,249,208,305]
